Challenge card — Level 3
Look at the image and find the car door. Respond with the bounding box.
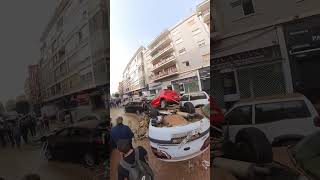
[224,105,253,142]
[68,128,92,160]
[49,128,71,159]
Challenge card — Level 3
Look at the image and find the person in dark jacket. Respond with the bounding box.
[12,121,21,148]
[110,116,134,149]
[0,121,6,147]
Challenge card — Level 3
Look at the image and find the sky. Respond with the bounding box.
[110,0,201,94]
[0,1,56,103]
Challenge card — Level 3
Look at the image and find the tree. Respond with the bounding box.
[5,99,16,112]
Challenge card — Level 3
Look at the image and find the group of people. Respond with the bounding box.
[110,98,122,108]
[110,116,154,180]
[0,114,50,148]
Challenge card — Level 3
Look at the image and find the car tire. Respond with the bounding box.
[235,127,273,164]
[184,102,196,114]
[83,153,96,168]
[160,99,166,109]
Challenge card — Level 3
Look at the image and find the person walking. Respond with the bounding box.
[117,139,154,180]
[110,117,134,149]
[0,121,7,147]
[29,114,37,137]
[20,119,29,144]
[12,121,21,148]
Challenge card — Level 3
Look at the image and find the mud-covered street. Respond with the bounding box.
[110,107,210,180]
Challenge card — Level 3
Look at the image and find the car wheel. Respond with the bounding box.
[44,147,53,160]
[235,127,273,163]
[160,100,166,109]
[83,153,96,167]
[184,102,195,114]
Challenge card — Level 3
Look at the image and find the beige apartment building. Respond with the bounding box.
[147,11,210,94]
[122,46,147,96]
[39,0,109,109]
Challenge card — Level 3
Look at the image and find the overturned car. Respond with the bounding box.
[147,104,210,162]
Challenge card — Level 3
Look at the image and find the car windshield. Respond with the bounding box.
[202,104,210,118]
[291,131,320,179]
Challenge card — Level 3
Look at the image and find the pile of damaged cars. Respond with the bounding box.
[211,93,320,180]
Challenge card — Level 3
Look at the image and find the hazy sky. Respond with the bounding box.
[0,1,56,103]
[110,0,201,94]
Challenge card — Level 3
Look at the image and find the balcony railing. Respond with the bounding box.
[150,36,171,54]
[151,44,174,62]
[154,66,178,81]
[152,55,176,71]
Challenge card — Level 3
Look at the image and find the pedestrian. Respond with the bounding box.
[21,174,40,180]
[30,115,37,137]
[110,117,134,149]
[0,121,7,147]
[43,115,50,130]
[12,121,21,148]
[20,119,29,144]
[7,121,15,147]
[117,139,154,180]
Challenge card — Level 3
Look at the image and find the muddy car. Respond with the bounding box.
[148,106,210,162]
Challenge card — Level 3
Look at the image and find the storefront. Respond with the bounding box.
[171,76,200,94]
[284,15,320,102]
[199,66,210,94]
[148,82,162,95]
[212,45,286,108]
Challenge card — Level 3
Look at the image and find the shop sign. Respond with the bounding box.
[172,76,198,85]
[212,45,281,67]
[286,26,320,54]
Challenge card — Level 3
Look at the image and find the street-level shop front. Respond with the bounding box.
[284,14,320,103]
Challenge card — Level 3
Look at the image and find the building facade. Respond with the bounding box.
[39,0,109,109]
[147,12,210,95]
[24,65,41,106]
[122,46,147,96]
[212,0,320,108]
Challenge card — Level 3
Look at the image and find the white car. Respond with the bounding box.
[180,91,209,109]
[224,93,320,146]
[148,108,210,162]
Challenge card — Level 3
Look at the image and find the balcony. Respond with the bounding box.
[154,66,178,81]
[150,36,172,54]
[202,9,210,23]
[152,55,176,72]
[151,43,174,63]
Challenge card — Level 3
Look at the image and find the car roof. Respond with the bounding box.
[70,120,105,129]
[183,91,207,96]
[236,93,305,104]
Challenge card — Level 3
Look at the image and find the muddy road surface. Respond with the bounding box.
[110,107,210,180]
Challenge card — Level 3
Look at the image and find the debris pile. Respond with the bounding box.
[134,116,149,140]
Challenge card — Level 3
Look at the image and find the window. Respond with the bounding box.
[242,0,255,15]
[198,40,206,47]
[70,128,91,137]
[255,100,311,124]
[192,28,201,36]
[181,95,189,101]
[223,72,237,95]
[185,61,190,66]
[175,38,183,45]
[187,19,195,26]
[190,93,207,101]
[225,106,252,125]
[179,48,186,55]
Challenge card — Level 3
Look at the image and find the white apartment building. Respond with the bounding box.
[147,12,210,95]
[122,46,146,96]
[39,0,109,108]
[212,0,320,108]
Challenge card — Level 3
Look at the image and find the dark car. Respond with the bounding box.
[42,120,110,167]
[124,101,145,114]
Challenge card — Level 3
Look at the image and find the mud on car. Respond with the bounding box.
[147,104,210,162]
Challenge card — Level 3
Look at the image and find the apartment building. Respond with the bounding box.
[39,0,109,109]
[122,46,147,96]
[24,65,41,106]
[196,0,210,34]
[212,0,320,108]
[118,81,124,96]
[147,12,210,95]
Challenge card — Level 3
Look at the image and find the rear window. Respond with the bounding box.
[181,95,189,101]
[255,100,311,124]
[190,93,207,101]
[225,105,252,125]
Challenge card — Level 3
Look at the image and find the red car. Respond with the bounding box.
[151,89,180,108]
